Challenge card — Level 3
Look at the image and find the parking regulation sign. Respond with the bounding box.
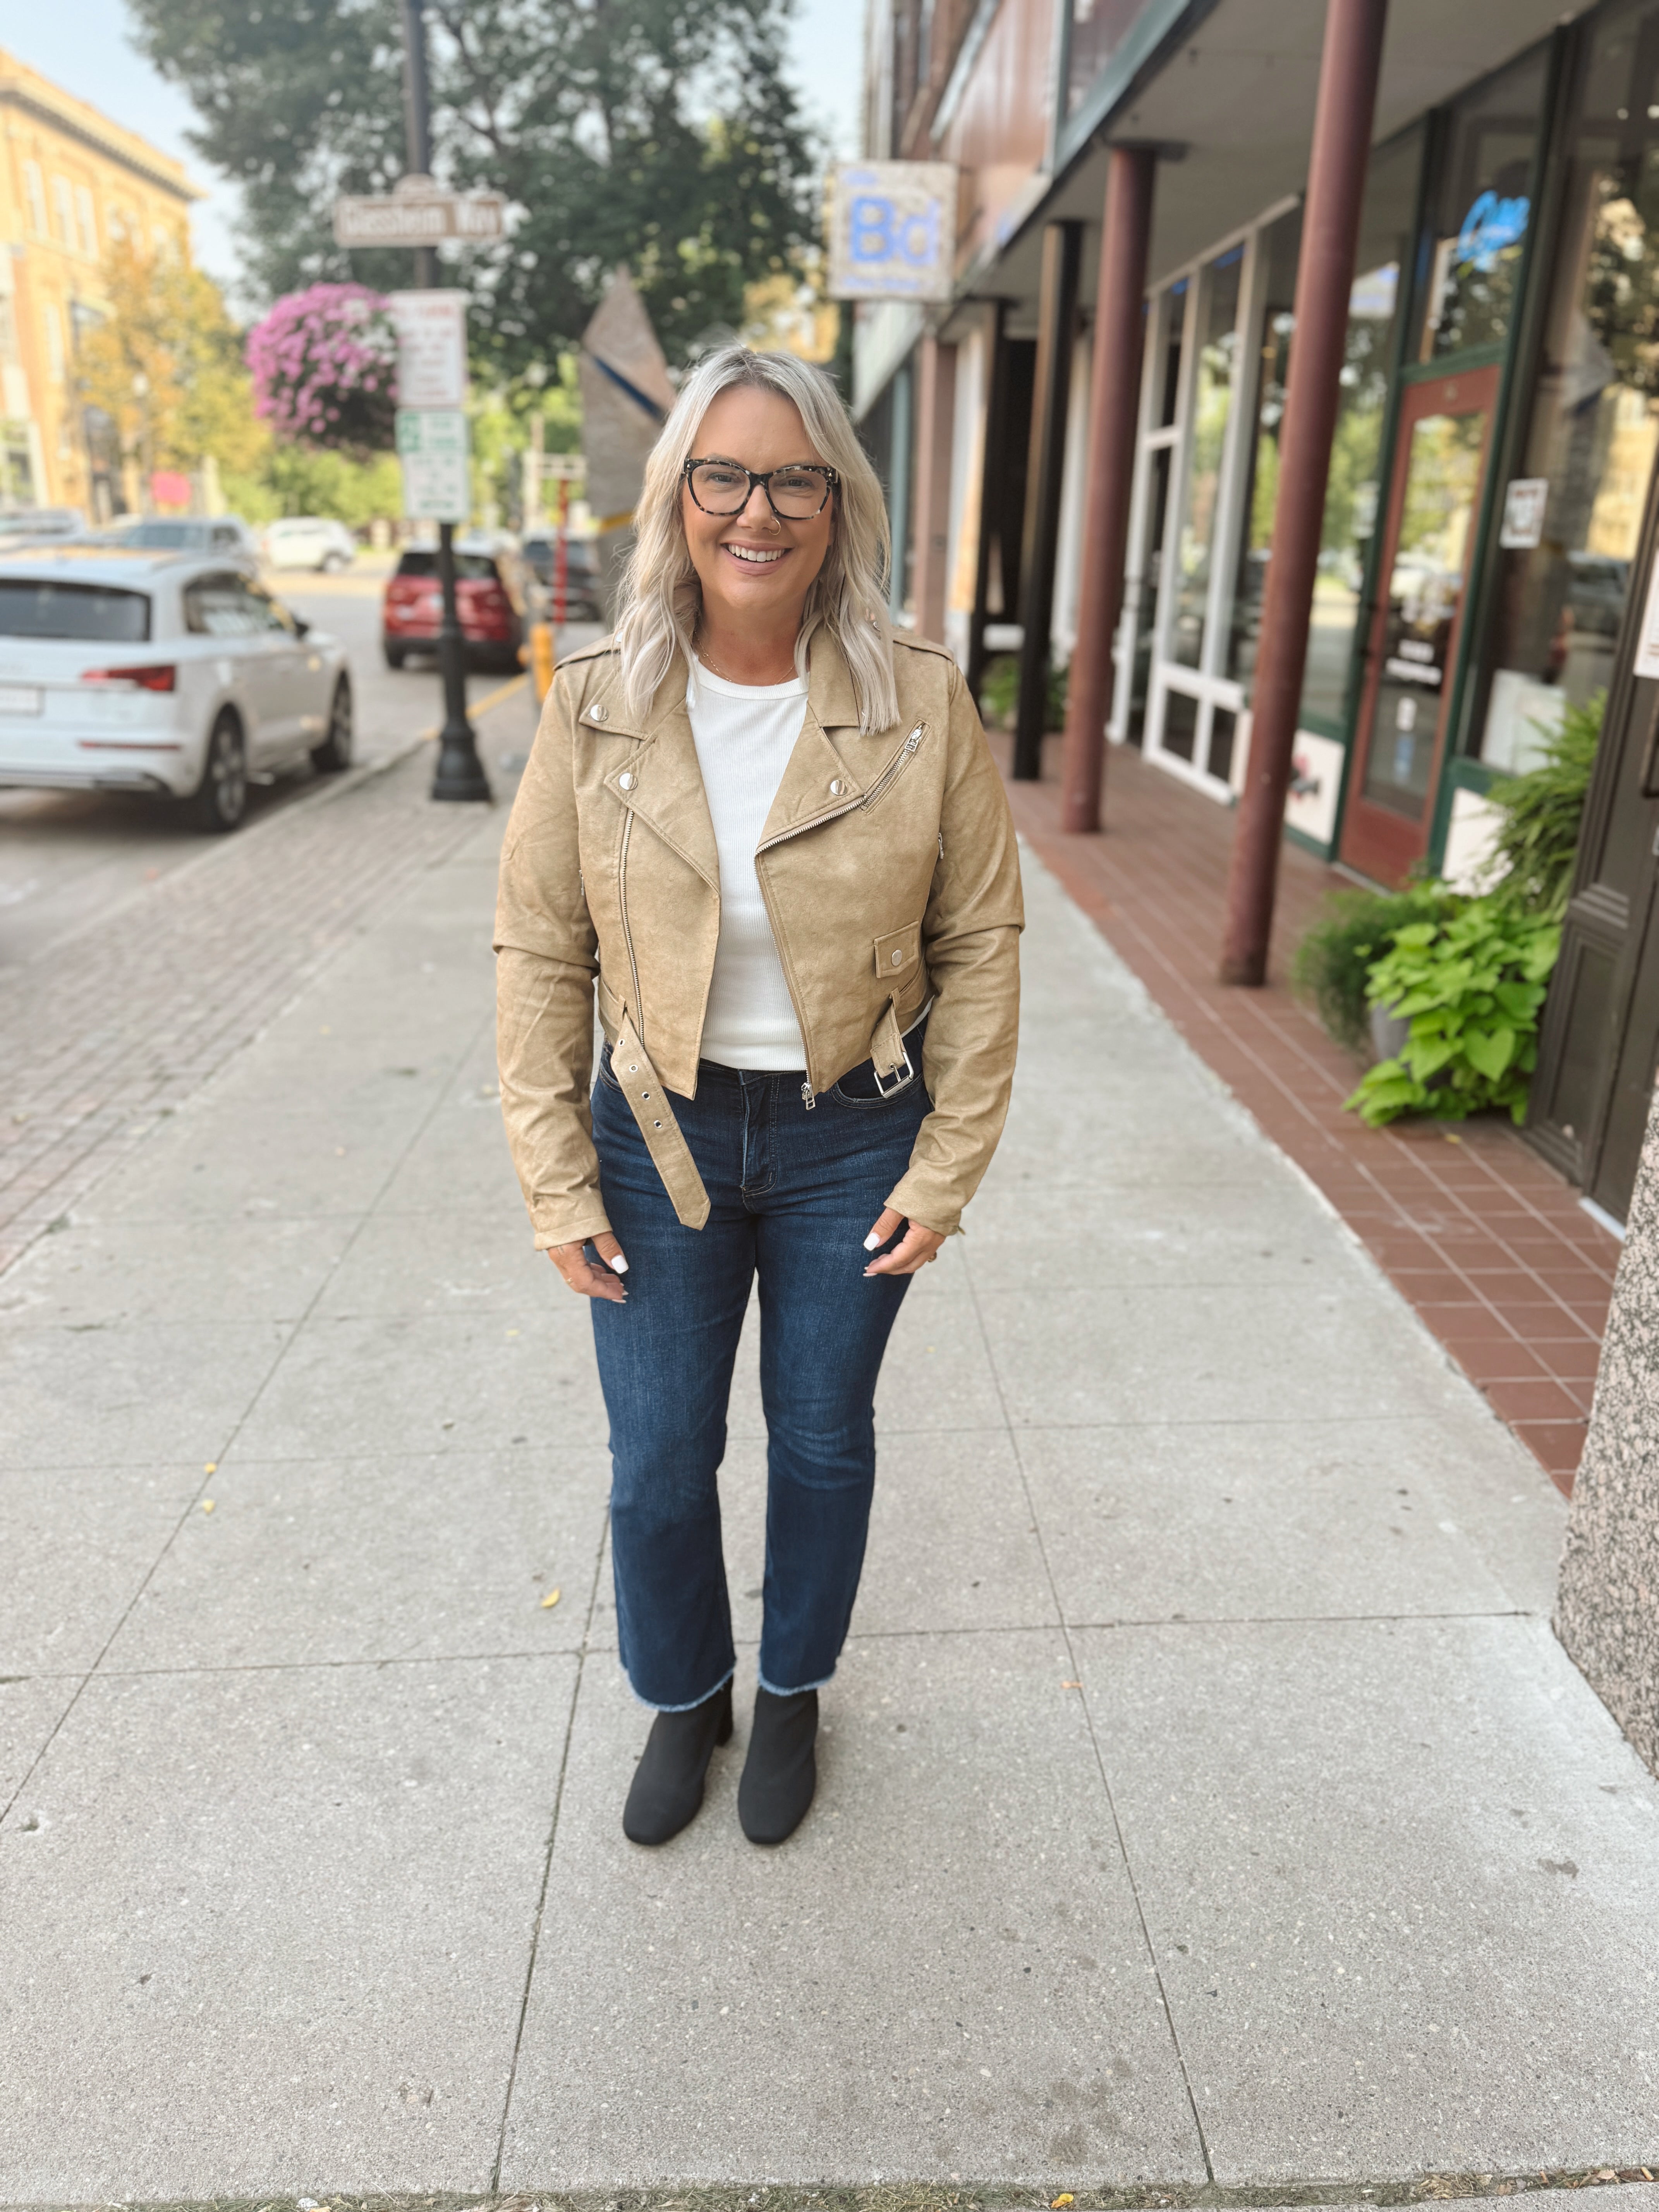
[827,162,957,302]
[397,408,471,524]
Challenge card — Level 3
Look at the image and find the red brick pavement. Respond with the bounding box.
[0,743,494,1279]
[999,732,1619,1497]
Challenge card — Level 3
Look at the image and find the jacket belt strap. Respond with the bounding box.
[613,1013,711,1231]
[870,998,907,1079]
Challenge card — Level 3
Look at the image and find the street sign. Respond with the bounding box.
[388,290,469,409]
[333,173,505,249]
[397,408,470,524]
[827,162,957,302]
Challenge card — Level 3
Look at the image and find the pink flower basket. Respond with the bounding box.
[246,283,399,453]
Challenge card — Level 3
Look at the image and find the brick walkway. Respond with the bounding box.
[0,727,522,1281]
[999,733,1619,1495]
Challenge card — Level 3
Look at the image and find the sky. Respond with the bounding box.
[6,0,863,296]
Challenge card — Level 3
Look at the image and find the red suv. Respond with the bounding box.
[382,547,523,672]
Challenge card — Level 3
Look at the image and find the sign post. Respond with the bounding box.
[376,0,489,804]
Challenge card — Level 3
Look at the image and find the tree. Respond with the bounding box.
[77,235,267,499]
[126,0,822,374]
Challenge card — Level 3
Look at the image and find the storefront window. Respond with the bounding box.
[1477,2,1659,770]
[1169,249,1242,669]
[1421,49,1548,361]
[1303,127,1423,725]
[1226,209,1302,685]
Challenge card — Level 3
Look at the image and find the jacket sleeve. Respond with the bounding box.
[885,659,1024,1237]
[494,669,613,1250]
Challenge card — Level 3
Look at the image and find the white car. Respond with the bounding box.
[261,516,357,573]
[106,515,260,570]
[0,547,352,833]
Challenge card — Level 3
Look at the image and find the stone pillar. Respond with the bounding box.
[1556,1092,1659,1773]
[910,334,958,647]
[1013,220,1084,781]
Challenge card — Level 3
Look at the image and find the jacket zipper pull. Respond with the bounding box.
[800,1079,816,1112]
[938,831,945,859]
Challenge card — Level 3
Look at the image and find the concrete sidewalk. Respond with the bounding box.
[2,788,1657,2200]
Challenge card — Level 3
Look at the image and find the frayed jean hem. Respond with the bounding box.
[626,1662,735,1715]
[757,1662,836,1697]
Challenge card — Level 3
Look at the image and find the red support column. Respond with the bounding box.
[910,334,958,646]
[1059,146,1157,835]
[1219,0,1389,986]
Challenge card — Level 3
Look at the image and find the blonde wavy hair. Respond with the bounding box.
[612,345,898,733]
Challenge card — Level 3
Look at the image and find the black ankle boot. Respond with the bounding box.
[737,1687,818,1845]
[622,1680,733,1846]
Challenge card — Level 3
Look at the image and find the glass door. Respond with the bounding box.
[1339,364,1500,883]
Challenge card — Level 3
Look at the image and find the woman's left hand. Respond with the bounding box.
[862,1207,945,1277]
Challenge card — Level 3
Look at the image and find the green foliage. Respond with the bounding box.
[977,653,1068,732]
[1343,899,1561,1128]
[126,0,821,374]
[1290,884,1455,1056]
[220,447,403,527]
[1486,690,1603,922]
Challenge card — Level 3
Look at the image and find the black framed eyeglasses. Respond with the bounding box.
[682,457,839,521]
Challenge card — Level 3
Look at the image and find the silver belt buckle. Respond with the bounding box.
[872,1040,915,1099]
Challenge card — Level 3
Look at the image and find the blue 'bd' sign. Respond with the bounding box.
[829,162,958,302]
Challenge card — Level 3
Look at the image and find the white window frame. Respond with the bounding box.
[1116,194,1301,804]
[23,161,47,237]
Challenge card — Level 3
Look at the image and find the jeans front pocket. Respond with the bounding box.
[595,1038,624,1094]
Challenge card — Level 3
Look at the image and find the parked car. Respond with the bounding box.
[0,507,85,547]
[261,515,357,573]
[520,530,605,621]
[0,546,352,833]
[106,515,259,570]
[381,544,524,671]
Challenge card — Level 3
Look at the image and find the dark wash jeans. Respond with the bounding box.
[589,1025,930,1711]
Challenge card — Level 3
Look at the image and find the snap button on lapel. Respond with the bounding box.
[829,779,842,795]
[618,771,634,790]
[589,703,608,722]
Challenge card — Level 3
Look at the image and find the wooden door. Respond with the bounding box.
[1339,366,1501,883]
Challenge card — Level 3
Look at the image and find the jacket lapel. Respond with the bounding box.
[594,656,720,891]
[756,629,869,851]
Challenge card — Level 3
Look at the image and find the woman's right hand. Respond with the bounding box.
[549,1231,629,1302]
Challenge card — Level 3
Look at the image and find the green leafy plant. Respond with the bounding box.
[977,653,1068,732]
[1485,690,1602,921]
[1344,898,1561,1127]
[1291,883,1455,1055]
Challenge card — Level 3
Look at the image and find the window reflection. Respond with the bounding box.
[1169,250,1242,670]
[1420,48,1547,359]
[1478,2,1659,769]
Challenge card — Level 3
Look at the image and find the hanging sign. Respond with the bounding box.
[333,174,505,248]
[388,290,469,410]
[1499,477,1549,550]
[827,162,957,302]
[397,409,470,524]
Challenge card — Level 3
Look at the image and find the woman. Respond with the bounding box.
[496,345,1022,1849]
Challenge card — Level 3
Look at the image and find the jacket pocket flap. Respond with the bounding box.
[874,923,922,978]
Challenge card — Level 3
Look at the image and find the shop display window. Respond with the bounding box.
[1302,127,1423,726]
[1226,209,1302,686]
[1420,48,1548,361]
[1169,249,1243,670]
[1477,1,1659,772]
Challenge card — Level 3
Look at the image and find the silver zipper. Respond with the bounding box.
[617,810,643,1026]
[860,723,925,811]
[800,1079,816,1111]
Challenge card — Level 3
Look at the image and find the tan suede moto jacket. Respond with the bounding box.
[494,625,1023,1248]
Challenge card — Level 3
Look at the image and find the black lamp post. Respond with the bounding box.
[400,0,491,804]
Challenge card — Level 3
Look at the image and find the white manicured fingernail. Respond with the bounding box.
[863,1231,882,1252]
[609,1255,629,1274]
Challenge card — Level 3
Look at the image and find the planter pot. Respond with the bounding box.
[1370,1003,1412,1064]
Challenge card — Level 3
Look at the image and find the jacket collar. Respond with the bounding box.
[586,628,881,884]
